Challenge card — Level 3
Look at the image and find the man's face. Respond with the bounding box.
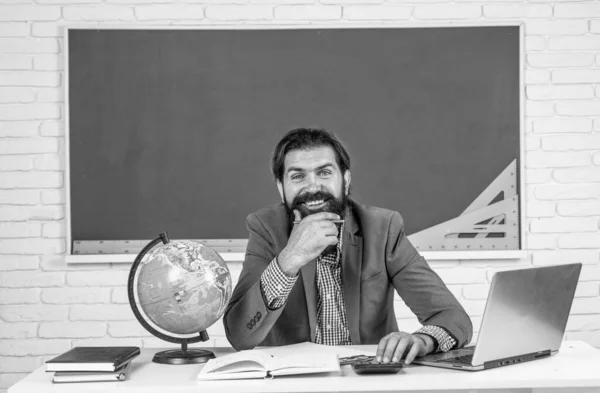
[277,146,351,219]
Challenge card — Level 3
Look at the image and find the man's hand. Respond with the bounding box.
[277,210,340,276]
[376,332,435,364]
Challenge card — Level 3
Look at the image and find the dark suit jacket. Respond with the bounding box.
[223,200,473,351]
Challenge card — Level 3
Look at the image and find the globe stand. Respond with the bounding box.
[152,330,215,365]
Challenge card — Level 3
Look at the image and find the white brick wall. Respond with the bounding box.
[1,2,600,392]
[135,5,205,20]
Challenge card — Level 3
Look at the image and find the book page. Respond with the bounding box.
[200,350,271,374]
[258,341,375,358]
[197,370,268,381]
[257,342,340,375]
[259,342,337,357]
[269,351,340,376]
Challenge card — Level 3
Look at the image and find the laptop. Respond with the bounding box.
[412,263,582,371]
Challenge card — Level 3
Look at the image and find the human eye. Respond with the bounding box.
[290,173,304,181]
[318,169,332,177]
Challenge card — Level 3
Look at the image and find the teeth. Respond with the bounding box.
[306,200,324,206]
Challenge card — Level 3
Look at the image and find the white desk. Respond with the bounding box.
[8,341,600,393]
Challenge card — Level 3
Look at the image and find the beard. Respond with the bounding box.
[284,180,349,219]
[283,180,349,256]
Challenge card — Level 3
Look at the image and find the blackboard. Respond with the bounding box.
[68,26,521,250]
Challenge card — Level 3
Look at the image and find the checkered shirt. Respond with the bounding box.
[414,325,456,352]
[260,224,456,351]
[313,223,351,345]
[260,237,351,345]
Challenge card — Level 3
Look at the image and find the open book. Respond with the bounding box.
[197,343,340,380]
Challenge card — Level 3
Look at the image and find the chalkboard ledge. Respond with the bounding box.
[65,250,527,264]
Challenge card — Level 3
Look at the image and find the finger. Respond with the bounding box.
[404,338,423,364]
[320,236,339,248]
[383,335,403,363]
[375,334,393,362]
[293,210,302,223]
[318,222,339,235]
[391,336,411,363]
[302,212,341,222]
[318,232,339,245]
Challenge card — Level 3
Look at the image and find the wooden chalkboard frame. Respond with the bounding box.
[64,23,527,264]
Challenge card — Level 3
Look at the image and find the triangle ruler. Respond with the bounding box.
[408,159,520,252]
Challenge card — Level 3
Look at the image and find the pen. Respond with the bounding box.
[293,219,345,225]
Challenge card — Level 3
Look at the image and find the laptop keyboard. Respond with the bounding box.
[436,354,473,364]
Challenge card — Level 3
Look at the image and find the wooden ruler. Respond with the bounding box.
[72,239,248,255]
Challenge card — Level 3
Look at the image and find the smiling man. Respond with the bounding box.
[223,128,472,364]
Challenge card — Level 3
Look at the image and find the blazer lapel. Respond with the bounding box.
[300,260,317,341]
[276,211,318,342]
[342,209,363,344]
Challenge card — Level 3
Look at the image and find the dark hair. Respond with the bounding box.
[271,128,351,183]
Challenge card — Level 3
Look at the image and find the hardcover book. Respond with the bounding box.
[52,362,132,383]
[46,346,140,372]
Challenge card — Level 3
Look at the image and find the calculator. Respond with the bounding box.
[351,360,403,375]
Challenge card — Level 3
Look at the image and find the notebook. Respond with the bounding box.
[412,263,581,371]
[52,361,132,383]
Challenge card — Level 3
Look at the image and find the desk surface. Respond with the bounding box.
[8,341,600,393]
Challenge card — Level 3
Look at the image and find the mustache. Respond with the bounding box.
[290,190,334,207]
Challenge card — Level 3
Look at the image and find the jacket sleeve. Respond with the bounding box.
[385,211,473,348]
[222,213,287,350]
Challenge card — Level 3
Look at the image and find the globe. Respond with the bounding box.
[128,232,233,365]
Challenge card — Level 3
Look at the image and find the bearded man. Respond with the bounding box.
[223,128,472,365]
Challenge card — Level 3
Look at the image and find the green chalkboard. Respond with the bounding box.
[68,26,521,249]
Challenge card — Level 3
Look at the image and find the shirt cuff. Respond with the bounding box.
[260,256,298,310]
[414,325,457,352]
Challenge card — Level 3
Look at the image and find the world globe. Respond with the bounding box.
[128,232,233,365]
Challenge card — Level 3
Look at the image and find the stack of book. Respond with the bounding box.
[46,346,140,383]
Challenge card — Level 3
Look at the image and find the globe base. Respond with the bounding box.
[152,349,215,365]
